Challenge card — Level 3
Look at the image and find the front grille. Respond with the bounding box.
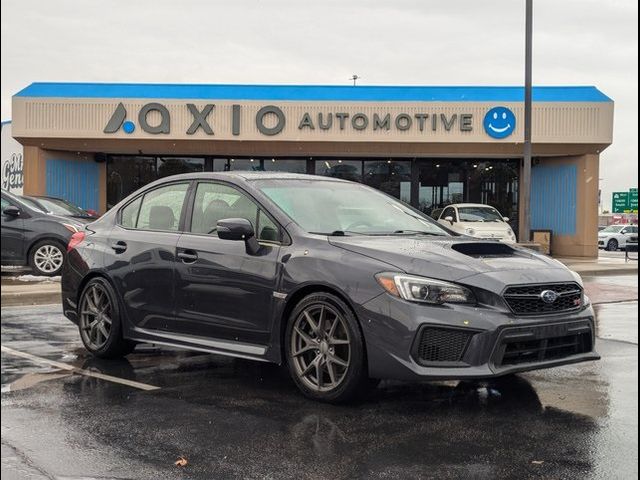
[503,282,582,315]
[416,327,474,363]
[498,331,592,366]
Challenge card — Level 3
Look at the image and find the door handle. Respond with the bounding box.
[177,250,198,263]
[111,241,127,253]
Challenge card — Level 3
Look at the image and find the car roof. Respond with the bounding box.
[152,171,351,183]
[448,203,501,209]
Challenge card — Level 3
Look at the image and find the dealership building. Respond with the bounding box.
[9,82,613,256]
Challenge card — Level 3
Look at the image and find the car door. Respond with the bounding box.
[1,195,25,263]
[622,226,638,246]
[105,181,191,333]
[173,181,283,345]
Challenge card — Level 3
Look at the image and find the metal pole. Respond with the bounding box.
[520,0,533,243]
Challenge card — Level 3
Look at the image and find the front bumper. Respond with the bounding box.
[357,294,599,381]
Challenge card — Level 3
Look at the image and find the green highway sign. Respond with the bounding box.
[612,191,629,213]
[630,188,639,211]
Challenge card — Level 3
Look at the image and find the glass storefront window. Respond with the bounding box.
[263,159,307,173]
[213,158,306,173]
[106,155,518,234]
[363,160,411,203]
[315,160,362,182]
[107,156,203,209]
[156,157,204,178]
[417,159,519,232]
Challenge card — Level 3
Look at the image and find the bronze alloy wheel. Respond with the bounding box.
[79,282,114,350]
[290,303,352,392]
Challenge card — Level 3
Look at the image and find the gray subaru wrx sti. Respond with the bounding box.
[61,172,599,402]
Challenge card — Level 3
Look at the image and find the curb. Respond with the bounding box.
[1,292,61,307]
[566,266,638,277]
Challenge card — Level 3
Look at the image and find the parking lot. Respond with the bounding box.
[1,275,637,479]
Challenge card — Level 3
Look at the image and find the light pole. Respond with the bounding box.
[350,75,360,86]
[520,0,533,243]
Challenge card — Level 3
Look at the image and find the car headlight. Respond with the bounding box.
[465,228,476,235]
[375,273,476,305]
[507,228,516,239]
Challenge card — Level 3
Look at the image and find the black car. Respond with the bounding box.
[1,190,87,276]
[61,173,599,402]
[20,195,99,220]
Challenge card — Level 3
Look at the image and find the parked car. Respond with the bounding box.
[597,225,638,251]
[436,203,517,243]
[1,189,87,276]
[20,195,99,220]
[62,173,598,403]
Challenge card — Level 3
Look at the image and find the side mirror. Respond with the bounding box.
[444,216,454,224]
[3,205,21,217]
[217,218,260,255]
[503,216,510,222]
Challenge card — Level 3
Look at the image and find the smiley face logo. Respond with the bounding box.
[483,106,516,139]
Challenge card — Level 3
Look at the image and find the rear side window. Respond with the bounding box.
[120,197,142,228]
[121,182,189,231]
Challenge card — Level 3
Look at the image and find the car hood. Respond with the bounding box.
[328,235,578,292]
[454,222,511,232]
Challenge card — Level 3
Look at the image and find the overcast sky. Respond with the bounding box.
[1,0,637,208]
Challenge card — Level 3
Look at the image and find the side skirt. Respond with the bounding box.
[128,326,272,363]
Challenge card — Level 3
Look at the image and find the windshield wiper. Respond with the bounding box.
[309,230,366,236]
[392,230,447,236]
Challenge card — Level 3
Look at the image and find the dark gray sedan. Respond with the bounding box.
[61,172,599,402]
[1,189,87,276]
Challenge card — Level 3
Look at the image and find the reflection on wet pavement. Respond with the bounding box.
[1,300,638,479]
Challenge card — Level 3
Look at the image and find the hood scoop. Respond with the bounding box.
[451,242,517,258]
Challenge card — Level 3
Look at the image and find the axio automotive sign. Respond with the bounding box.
[104,102,514,139]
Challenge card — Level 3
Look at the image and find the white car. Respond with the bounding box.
[437,203,517,243]
[597,225,638,251]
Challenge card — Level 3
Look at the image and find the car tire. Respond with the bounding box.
[606,239,619,251]
[285,292,369,403]
[28,239,66,276]
[78,277,135,359]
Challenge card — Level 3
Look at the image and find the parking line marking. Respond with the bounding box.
[0,345,160,391]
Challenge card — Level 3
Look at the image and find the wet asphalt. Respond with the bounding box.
[1,275,638,479]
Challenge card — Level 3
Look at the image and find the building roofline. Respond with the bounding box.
[13,82,613,103]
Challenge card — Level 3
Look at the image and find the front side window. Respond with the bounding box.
[442,207,457,222]
[1,197,10,211]
[133,183,189,231]
[601,225,624,234]
[258,179,448,236]
[190,182,279,242]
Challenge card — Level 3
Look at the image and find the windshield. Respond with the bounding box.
[257,179,449,236]
[600,225,623,233]
[18,196,47,213]
[32,197,90,217]
[457,206,504,222]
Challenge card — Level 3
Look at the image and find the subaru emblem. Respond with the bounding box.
[540,290,559,304]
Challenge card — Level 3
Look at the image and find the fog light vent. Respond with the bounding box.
[416,327,474,363]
